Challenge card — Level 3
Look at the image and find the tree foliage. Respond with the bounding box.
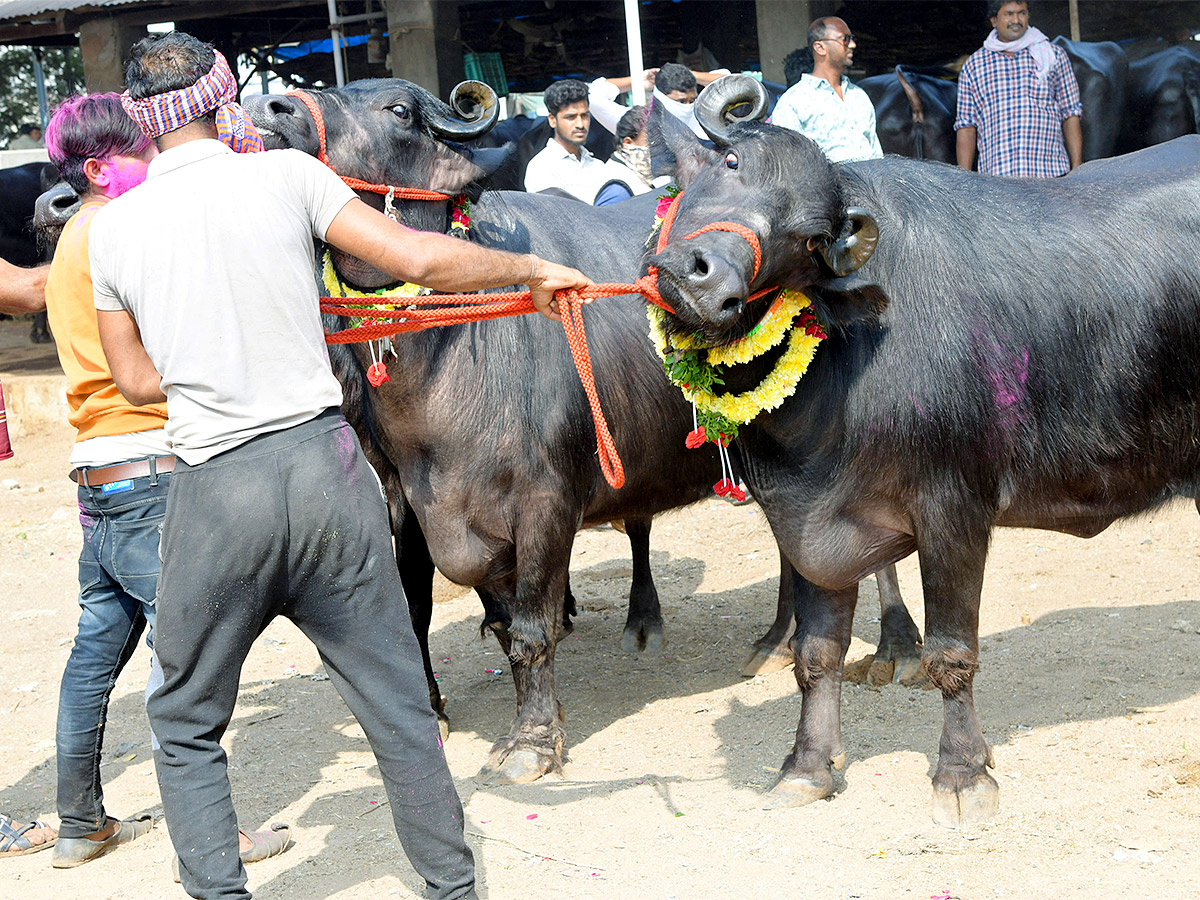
[0,45,85,148]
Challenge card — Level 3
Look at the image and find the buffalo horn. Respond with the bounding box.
[820,208,879,276]
[693,75,770,146]
[425,80,500,141]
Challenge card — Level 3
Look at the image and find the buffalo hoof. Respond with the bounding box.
[475,747,557,785]
[740,644,794,677]
[764,770,833,808]
[893,656,929,686]
[30,328,52,344]
[843,652,929,688]
[621,621,664,655]
[931,771,999,829]
[437,716,450,742]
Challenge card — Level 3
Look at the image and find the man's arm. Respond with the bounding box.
[95,309,167,405]
[0,259,48,314]
[1062,115,1083,170]
[956,125,978,171]
[324,198,593,321]
[693,69,730,87]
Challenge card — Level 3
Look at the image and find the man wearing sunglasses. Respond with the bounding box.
[769,16,883,163]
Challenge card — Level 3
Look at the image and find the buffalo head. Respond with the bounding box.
[647,75,886,347]
[244,78,508,288]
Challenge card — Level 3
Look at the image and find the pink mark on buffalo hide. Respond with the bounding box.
[986,348,1029,414]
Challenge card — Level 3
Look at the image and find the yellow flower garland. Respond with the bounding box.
[647,288,824,425]
[322,252,430,302]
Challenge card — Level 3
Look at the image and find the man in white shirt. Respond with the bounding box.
[93,30,590,900]
[770,17,883,163]
[588,64,729,141]
[524,79,627,203]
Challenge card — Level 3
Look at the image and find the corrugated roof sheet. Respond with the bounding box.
[0,0,158,24]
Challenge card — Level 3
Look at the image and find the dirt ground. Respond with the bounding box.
[2,317,1198,900]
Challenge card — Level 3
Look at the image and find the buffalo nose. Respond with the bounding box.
[264,96,298,118]
[684,247,748,321]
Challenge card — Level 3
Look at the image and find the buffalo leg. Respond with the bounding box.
[855,564,925,686]
[744,556,922,681]
[769,573,858,807]
[394,497,448,739]
[29,310,51,344]
[621,516,664,654]
[477,531,572,785]
[918,508,997,828]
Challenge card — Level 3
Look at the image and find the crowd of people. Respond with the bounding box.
[0,1,1081,895]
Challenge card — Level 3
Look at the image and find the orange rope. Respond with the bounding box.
[320,192,776,491]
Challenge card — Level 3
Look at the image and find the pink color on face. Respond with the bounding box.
[95,149,156,199]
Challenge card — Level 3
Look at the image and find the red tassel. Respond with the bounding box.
[685,427,707,449]
[713,478,734,497]
[729,484,747,502]
[367,361,390,387]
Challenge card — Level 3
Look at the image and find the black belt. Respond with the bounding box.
[70,455,177,486]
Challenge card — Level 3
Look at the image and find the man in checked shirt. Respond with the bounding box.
[955,0,1083,177]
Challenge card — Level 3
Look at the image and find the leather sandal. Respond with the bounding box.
[0,815,57,856]
[51,814,153,868]
[172,822,291,882]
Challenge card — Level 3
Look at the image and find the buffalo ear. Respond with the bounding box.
[648,100,718,187]
[818,208,879,276]
[427,141,489,194]
[808,273,890,328]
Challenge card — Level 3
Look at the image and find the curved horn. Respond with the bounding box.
[820,208,880,276]
[693,74,770,145]
[424,80,500,141]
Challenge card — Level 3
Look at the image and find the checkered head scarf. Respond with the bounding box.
[121,51,263,153]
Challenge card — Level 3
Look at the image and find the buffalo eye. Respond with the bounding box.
[724,151,739,170]
[389,103,411,121]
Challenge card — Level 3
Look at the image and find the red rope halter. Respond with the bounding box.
[319,185,775,490]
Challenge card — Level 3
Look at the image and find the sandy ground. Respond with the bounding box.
[2,318,1199,900]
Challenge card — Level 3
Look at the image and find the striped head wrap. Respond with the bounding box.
[121,51,263,153]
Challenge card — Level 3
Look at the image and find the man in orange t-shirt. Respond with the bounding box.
[43,94,290,871]
[43,93,167,866]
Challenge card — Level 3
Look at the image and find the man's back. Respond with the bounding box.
[89,140,352,463]
[45,202,168,444]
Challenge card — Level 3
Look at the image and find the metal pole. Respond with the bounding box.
[31,48,49,128]
[1069,0,1080,42]
[624,0,646,106]
[327,0,347,87]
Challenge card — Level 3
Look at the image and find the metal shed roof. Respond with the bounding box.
[0,0,158,22]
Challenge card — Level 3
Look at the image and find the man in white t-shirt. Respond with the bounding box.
[523,79,629,203]
[92,31,590,900]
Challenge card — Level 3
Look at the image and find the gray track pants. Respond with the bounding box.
[148,410,475,900]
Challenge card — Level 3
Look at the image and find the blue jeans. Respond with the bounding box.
[56,469,169,839]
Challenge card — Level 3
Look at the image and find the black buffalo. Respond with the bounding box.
[241,79,921,783]
[0,161,57,341]
[1053,37,1128,161]
[859,66,958,162]
[1119,44,1200,154]
[647,77,1200,827]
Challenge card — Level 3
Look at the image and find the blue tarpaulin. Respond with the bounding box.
[269,32,376,61]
